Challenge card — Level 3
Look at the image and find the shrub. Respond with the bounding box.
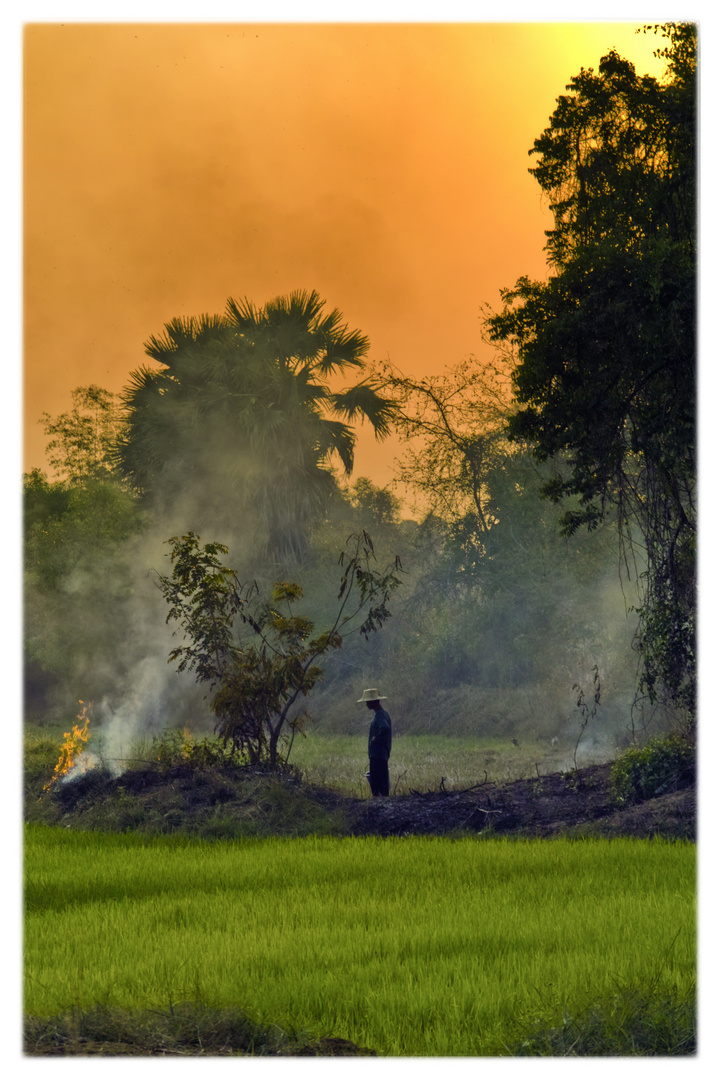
[610,735,695,806]
[157,531,401,770]
[149,728,246,770]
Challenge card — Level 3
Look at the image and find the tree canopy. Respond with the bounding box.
[40,385,125,485]
[486,24,696,719]
[379,355,513,544]
[117,290,395,563]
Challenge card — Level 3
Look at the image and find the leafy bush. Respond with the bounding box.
[149,728,246,769]
[610,735,695,806]
[158,530,401,770]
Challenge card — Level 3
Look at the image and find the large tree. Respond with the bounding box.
[486,24,696,719]
[376,355,632,703]
[117,290,395,563]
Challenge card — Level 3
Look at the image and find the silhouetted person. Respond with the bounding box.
[358,688,392,796]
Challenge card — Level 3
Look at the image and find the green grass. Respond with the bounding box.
[25,726,614,802]
[25,825,695,1056]
[24,1001,296,1056]
[508,986,695,1055]
[24,729,607,829]
[288,732,589,795]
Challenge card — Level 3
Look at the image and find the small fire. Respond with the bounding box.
[43,701,92,794]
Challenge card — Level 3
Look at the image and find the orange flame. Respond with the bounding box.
[43,701,92,794]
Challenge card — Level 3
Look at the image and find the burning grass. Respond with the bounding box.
[41,702,92,793]
[24,826,695,1056]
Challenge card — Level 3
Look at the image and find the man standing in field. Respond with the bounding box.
[358,688,392,797]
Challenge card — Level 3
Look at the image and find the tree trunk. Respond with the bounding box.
[268,721,283,770]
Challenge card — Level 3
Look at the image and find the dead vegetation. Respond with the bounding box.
[31,757,695,842]
[24,1002,376,1057]
[349,762,695,840]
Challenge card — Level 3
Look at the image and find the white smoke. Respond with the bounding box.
[63,651,204,780]
[98,655,179,773]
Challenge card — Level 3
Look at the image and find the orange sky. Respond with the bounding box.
[23,21,667,487]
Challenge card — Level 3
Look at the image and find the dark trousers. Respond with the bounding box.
[369,758,390,797]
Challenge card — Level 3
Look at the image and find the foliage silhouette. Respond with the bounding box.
[157,530,402,768]
[118,290,395,563]
[40,385,126,485]
[486,24,696,720]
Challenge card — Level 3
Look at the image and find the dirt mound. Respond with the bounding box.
[50,759,695,841]
[24,1004,376,1057]
[345,762,695,840]
[280,1036,376,1056]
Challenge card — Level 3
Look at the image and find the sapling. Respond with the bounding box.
[157,530,402,769]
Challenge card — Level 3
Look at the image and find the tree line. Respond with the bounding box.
[24,24,695,760]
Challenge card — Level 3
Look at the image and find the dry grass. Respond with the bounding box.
[289,732,617,795]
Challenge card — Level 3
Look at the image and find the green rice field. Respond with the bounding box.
[25,825,695,1056]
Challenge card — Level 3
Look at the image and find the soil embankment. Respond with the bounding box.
[346,762,694,839]
[51,760,695,841]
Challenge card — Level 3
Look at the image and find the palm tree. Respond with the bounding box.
[117,290,395,563]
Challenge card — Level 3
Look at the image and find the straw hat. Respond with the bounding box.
[356,688,387,702]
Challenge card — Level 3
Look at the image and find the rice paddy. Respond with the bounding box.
[24,824,695,1056]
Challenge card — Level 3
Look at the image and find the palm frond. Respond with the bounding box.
[224,295,260,330]
[144,314,227,362]
[330,381,397,438]
[317,324,370,376]
[314,419,356,474]
[119,364,163,404]
[269,289,325,324]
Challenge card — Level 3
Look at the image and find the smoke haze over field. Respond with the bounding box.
[23,20,666,488]
[22,17,687,771]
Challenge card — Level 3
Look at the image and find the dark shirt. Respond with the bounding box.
[368,707,392,760]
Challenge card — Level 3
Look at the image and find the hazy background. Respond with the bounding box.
[23,18,667,487]
[19,11,703,774]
